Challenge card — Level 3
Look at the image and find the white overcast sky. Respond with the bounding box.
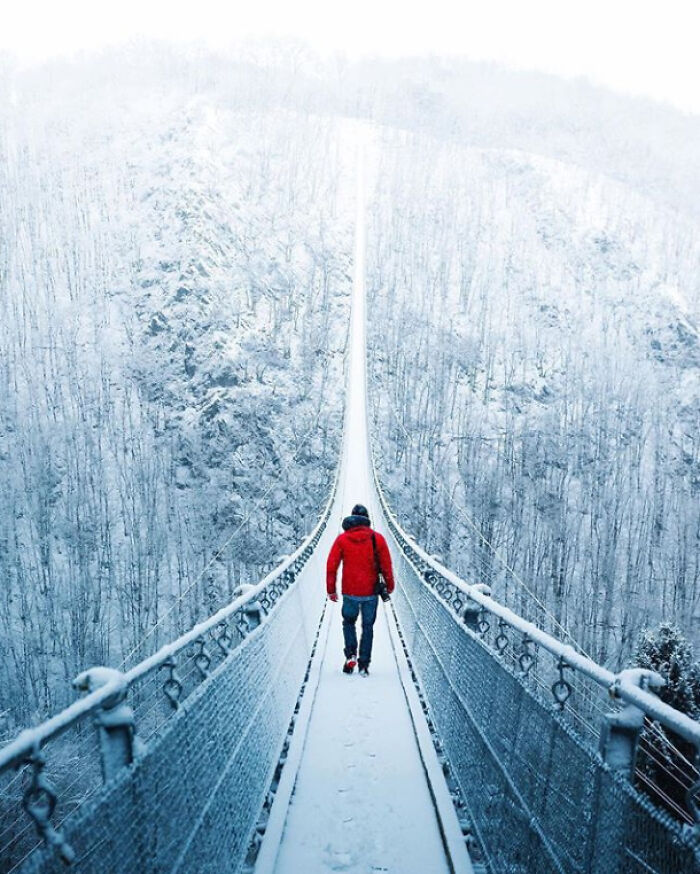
[3,0,699,114]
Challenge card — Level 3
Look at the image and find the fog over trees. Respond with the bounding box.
[0,44,698,734]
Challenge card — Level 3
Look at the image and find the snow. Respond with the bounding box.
[270,607,451,874]
[2,44,699,867]
[0,81,353,725]
[256,153,464,874]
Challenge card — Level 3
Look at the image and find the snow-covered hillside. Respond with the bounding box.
[368,132,700,666]
[0,58,353,729]
[1,44,699,729]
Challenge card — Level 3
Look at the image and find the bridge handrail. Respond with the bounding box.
[0,479,337,775]
[371,461,700,751]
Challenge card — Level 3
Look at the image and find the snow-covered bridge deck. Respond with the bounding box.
[258,599,466,874]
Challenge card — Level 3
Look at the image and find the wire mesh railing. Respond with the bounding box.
[0,478,337,874]
[372,461,700,874]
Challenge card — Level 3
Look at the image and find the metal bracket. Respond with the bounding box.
[551,656,572,710]
[160,656,184,711]
[601,668,665,779]
[74,666,135,783]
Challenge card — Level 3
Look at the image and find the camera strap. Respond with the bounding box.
[371,533,383,590]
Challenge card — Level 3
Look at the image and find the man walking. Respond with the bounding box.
[326,504,395,676]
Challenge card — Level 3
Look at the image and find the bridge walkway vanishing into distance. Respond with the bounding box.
[2,167,700,874]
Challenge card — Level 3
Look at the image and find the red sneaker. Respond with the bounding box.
[343,656,357,674]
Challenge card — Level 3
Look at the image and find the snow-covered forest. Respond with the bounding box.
[368,133,700,667]
[1,44,699,733]
[0,49,354,732]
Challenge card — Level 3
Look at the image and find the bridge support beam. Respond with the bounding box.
[598,668,665,778]
[591,669,663,874]
[74,667,135,783]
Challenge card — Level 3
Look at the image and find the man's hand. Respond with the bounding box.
[328,593,338,602]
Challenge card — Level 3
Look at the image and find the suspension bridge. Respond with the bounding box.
[2,174,700,874]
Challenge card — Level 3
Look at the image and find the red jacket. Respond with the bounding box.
[326,525,395,597]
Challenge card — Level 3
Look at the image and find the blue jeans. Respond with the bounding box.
[342,595,378,667]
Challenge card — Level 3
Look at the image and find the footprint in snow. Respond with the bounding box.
[323,846,354,871]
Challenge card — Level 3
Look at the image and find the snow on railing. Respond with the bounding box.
[0,482,335,776]
[368,430,700,836]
